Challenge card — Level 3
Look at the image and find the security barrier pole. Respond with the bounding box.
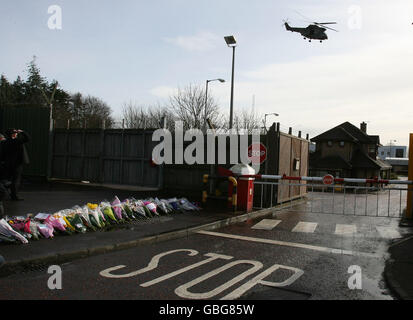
[407,134,413,219]
[228,177,238,212]
[202,175,209,204]
[202,175,238,212]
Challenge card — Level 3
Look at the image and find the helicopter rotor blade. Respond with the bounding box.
[293,10,313,23]
[313,22,339,32]
[318,24,339,32]
[315,22,337,25]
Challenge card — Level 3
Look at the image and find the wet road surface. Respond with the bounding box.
[1,203,410,300]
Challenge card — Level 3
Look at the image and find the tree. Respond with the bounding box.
[122,102,149,129]
[11,76,26,105]
[24,56,48,105]
[122,101,175,130]
[0,75,14,106]
[233,107,263,134]
[68,93,114,128]
[168,84,220,131]
[215,107,264,134]
[0,57,114,129]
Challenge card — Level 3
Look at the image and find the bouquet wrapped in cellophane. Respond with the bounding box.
[87,203,105,229]
[59,209,87,234]
[0,219,29,244]
[129,198,149,219]
[122,199,140,220]
[111,196,131,222]
[100,201,118,224]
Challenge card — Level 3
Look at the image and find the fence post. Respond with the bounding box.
[46,104,54,181]
[407,133,413,219]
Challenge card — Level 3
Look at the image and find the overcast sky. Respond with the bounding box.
[1,0,412,146]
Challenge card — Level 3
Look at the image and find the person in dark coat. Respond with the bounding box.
[2,129,30,201]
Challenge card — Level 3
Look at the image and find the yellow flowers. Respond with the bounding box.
[87,203,98,210]
[63,216,76,231]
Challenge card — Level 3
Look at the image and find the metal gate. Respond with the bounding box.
[253,175,412,218]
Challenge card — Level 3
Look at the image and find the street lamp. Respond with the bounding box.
[224,35,237,129]
[204,78,225,132]
[389,140,397,158]
[264,113,279,132]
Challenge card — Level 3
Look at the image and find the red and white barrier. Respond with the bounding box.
[240,174,413,185]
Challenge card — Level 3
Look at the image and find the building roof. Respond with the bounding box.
[369,135,381,146]
[311,122,378,144]
[351,149,392,170]
[310,149,391,171]
[384,158,409,166]
[310,152,352,170]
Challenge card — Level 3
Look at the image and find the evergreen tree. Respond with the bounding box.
[12,76,25,104]
[0,56,114,128]
[0,74,13,106]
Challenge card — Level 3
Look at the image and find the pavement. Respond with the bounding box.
[384,233,413,300]
[1,181,413,300]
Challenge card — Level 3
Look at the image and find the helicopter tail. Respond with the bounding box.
[284,22,293,31]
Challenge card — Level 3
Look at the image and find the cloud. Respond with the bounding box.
[150,86,177,99]
[163,32,220,52]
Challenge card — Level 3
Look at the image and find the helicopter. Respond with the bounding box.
[284,21,338,42]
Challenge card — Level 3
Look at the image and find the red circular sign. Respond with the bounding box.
[248,143,267,164]
[323,174,335,185]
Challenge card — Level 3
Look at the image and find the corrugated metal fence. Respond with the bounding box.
[51,129,162,188]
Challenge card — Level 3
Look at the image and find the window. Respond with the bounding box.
[381,152,384,156]
[396,149,404,158]
[327,141,333,147]
[339,141,345,147]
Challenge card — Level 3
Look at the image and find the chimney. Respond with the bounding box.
[360,122,367,134]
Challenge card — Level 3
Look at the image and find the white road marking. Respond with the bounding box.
[197,230,382,258]
[100,249,198,279]
[221,264,304,300]
[175,260,263,300]
[252,219,282,231]
[292,222,318,233]
[376,226,401,239]
[335,224,357,236]
[141,253,233,287]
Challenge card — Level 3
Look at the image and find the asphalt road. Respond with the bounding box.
[0,204,409,301]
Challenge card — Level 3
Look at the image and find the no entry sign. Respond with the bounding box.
[322,174,335,185]
[248,143,267,164]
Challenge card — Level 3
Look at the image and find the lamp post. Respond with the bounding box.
[389,140,397,158]
[224,36,237,129]
[205,79,225,133]
[264,113,279,132]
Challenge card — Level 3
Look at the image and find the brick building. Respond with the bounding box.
[310,122,391,179]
